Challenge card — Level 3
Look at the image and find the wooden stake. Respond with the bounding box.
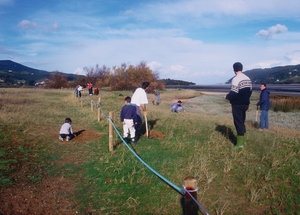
[98,97,101,122]
[109,111,114,152]
[183,176,198,215]
[145,114,149,138]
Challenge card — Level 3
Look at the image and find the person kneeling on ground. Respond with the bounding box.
[94,88,99,95]
[59,117,75,141]
[170,100,186,113]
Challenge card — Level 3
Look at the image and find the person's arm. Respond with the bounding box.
[120,107,125,123]
[141,104,146,112]
[225,89,239,101]
[69,124,73,134]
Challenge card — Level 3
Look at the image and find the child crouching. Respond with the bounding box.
[59,117,75,141]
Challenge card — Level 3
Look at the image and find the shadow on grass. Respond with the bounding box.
[138,119,159,140]
[113,119,160,149]
[215,125,235,146]
[74,129,85,136]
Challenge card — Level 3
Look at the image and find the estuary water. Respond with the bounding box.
[165,84,300,96]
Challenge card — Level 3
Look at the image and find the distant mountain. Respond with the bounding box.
[162,78,196,85]
[227,64,300,84]
[0,60,82,86]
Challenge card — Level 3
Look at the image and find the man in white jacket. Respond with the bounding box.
[131,82,150,139]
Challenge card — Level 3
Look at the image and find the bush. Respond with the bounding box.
[271,95,300,112]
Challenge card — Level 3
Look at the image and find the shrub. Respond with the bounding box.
[271,95,300,112]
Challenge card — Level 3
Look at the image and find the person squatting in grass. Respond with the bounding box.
[120,96,138,144]
[257,83,270,131]
[170,100,186,113]
[94,87,99,95]
[59,117,75,141]
[225,62,252,149]
[131,82,150,139]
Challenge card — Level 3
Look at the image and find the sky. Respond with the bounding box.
[1,0,300,85]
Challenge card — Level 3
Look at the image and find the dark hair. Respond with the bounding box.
[65,118,72,123]
[233,62,243,72]
[141,82,150,89]
[177,100,182,103]
[261,83,266,87]
[124,96,131,103]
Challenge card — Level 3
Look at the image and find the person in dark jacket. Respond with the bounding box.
[120,96,138,144]
[256,83,270,130]
[225,62,252,149]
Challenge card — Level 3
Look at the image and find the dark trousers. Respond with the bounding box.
[232,104,249,136]
[134,115,142,138]
[60,133,75,140]
[133,104,143,138]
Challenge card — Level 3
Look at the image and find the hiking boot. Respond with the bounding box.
[59,136,63,141]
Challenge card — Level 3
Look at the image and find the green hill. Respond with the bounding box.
[227,64,300,84]
[0,60,82,87]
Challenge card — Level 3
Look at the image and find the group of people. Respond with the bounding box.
[75,82,99,97]
[225,62,270,149]
[120,82,150,144]
[61,62,270,149]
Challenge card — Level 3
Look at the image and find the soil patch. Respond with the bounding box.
[0,176,77,215]
[0,127,102,215]
[148,129,166,139]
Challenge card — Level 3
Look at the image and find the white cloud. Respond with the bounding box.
[3,0,300,85]
[0,0,13,5]
[18,20,37,30]
[147,61,163,72]
[17,19,59,32]
[256,24,288,38]
[74,67,85,75]
[285,50,300,65]
[131,0,300,27]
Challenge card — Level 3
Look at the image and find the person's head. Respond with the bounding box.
[141,82,150,90]
[177,100,182,106]
[233,62,243,73]
[260,83,266,91]
[124,96,131,104]
[65,117,72,124]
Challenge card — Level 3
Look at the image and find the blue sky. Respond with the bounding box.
[1,0,300,84]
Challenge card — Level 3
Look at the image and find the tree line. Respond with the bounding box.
[48,61,165,91]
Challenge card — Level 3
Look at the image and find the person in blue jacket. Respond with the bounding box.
[120,96,138,144]
[170,100,186,113]
[257,83,270,130]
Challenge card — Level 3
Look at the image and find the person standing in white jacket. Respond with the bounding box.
[131,82,150,139]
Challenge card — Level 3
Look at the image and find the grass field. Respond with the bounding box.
[0,88,300,215]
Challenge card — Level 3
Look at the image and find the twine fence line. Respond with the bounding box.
[75,92,209,215]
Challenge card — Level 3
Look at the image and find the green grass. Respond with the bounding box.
[0,88,300,214]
